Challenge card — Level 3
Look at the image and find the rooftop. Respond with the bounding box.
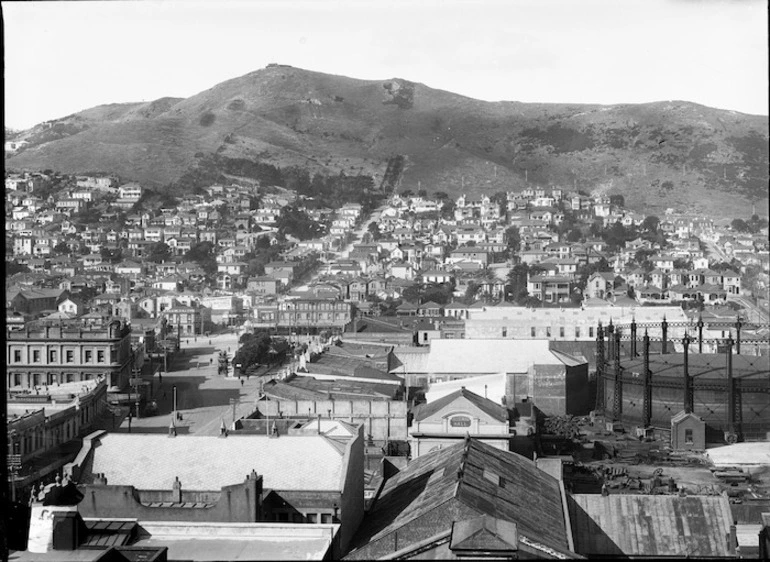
[346,439,570,559]
[568,494,734,558]
[424,339,583,375]
[85,432,349,491]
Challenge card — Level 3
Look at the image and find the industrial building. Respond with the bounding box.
[595,321,770,442]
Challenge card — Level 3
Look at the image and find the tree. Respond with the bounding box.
[423,283,454,305]
[491,191,508,215]
[641,215,660,233]
[401,282,425,304]
[634,248,655,270]
[504,226,521,255]
[145,242,171,264]
[506,263,529,301]
[276,205,324,240]
[53,242,71,255]
[576,258,611,288]
[100,246,123,264]
[440,199,456,221]
[566,228,583,243]
[463,281,480,304]
[233,331,274,371]
[367,221,381,241]
[6,261,30,276]
[731,218,751,233]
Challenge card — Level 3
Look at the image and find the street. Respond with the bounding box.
[118,332,276,435]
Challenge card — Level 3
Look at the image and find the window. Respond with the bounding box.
[85,350,93,362]
[502,327,507,337]
[575,327,581,338]
[66,350,74,363]
[531,327,536,337]
[684,429,694,445]
[306,513,317,524]
[589,327,595,338]
[546,327,552,338]
[321,514,333,524]
[32,350,41,363]
[97,350,105,363]
[13,350,22,363]
[559,327,565,338]
[49,350,57,362]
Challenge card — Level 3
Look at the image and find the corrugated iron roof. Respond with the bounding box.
[568,494,734,557]
[347,439,569,558]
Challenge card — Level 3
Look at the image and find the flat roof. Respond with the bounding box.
[87,433,348,491]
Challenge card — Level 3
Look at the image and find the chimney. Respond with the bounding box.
[172,477,182,503]
[168,416,177,437]
[630,318,637,357]
[661,316,668,354]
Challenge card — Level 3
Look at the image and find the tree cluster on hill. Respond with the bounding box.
[145,242,172,264]
[165,154,385,213]
[401,282,454,306]
[185,241,218,275]
[276,205,324,240]
[732,216,768,234]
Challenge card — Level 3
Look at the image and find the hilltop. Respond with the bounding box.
[6,65,768,216]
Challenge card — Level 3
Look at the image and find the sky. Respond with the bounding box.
[3,0,768,130]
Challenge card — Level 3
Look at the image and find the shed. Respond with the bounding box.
[671,410,706,451]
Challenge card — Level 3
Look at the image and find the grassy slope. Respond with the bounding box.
[6,67,768,216]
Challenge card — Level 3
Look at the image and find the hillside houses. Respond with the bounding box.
[5,167,766,354]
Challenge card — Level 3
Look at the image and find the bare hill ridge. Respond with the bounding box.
[7,65,768,216]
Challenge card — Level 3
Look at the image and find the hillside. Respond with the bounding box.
[6,66,768,216]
